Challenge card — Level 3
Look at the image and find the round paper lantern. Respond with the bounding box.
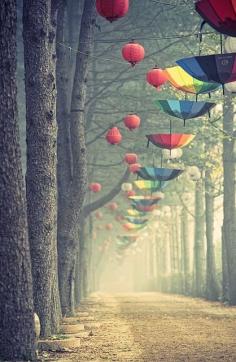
[188,166,201,181]
[96,0,129,22]
[129,163,141,173]
[108,202,118,211]
[124,153,138,165]
[146,67,168,89]
[122,41,145,66]
[121,183,133,192]
[95,211,103,219]
[105,223,113,231]
[106,127,122,145]
[126,190,136,197]
[162,148,183,160]
[225,37,236,53]
[89,183,102,193]
[123,114,141,130]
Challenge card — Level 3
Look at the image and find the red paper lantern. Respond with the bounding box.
[96,0,129,22]
[108,202,118,211]
[146,67,168,89]
[106,127,122,145]
[105,223,113,231]
[122,41,145,66]
[124,153,138,165]
[123,114,141,131]
[129,163,141,173]
[95,211,103,219]
[89,183,102,193]
[126,190,136,198]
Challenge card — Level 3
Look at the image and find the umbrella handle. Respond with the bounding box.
[147,139,150,148]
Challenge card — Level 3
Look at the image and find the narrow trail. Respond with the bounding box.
[46,293,236,361]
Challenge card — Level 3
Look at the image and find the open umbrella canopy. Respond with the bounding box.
[129,195,163,200]
[125,216,149,224]
[163,66,220,95]
[146,134,195,150]
[127,209,146,217]
[155,100,216,125]
[123,223,147,231]
[196,0,236,37]
[136,167,183,181]
[131,197,161,207]
[176,53,236,85]
[132,204,157,212]
[116,235,138,246]
[134,180,167,191]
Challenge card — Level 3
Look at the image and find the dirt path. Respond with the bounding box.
[44,293,236,361]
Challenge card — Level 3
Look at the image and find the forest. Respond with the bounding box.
[0,0,236,361]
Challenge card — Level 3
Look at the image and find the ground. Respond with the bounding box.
[44,293,236,361]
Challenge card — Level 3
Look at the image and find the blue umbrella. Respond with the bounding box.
[155,100,216,126]
[176,53,236,86]
[137,167,184,182]
[125,216,148,225]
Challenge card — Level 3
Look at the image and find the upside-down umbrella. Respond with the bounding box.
[196,0,236,37]
[176,53,236,86]
[134,180,167,192]
[123,223,147,231]
[136,167,184,181]
[131,197,161,207]
[146,134,195,150]
[155,100,216,126]
[164,66,220,95]
[132,204,157,212]
[125,216,148,224]
[127,209,146,217]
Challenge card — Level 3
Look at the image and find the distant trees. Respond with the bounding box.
[0,0,36,359]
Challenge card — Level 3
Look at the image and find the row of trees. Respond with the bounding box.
[0,0,235,360]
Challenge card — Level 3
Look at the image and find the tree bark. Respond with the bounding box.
[57,0,96,316]
[181,207,191,295]
[193,179,205,297]
[222,93,236,304]
[0,1,36,359]
[23,0,61,337]
[205,170,220,301]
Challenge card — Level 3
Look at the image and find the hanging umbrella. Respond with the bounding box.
[163,66,220,95]
[132,204,157,212]
[155,100,216,126]
[125,216,148,224]
[196,0,236,37]
[123,223,147,231]
[146,134,195,150]
[136,167,184,181]
[127,209,146,217]
[131,198,161,207]
[134,180,167,191]
[176,53,236,85]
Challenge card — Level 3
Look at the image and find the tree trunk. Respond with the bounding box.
[181,207,191,295]
[57,0,96,316]
[205,170,220,301]
[23,0,61,337]
[0,1,36,359]
[222,93,236,304]
[194,179,205,297]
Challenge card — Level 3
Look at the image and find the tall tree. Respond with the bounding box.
[23,0,61,337]
[0,0,36,359]
[193,179,205,297]
[57,0,96,315]
[222,93,236,304]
